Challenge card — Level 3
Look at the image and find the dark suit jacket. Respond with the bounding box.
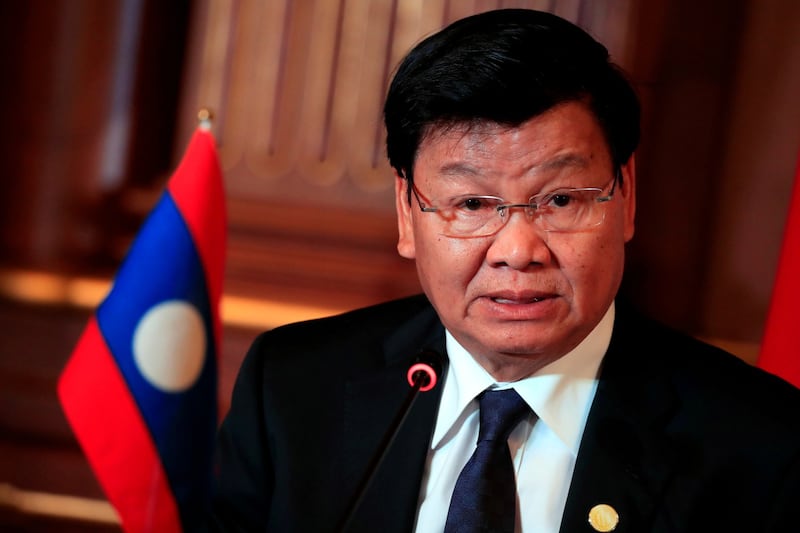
[208,294,800,532]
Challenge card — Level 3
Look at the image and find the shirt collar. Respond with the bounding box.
[432,302,614,454]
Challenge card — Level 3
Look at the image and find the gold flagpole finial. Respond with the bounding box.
[197,108,214,131]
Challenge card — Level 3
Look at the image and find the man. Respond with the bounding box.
[208,9,800,532]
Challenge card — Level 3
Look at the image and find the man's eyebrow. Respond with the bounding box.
[539,153,591,171]
[437,162,482,177]
[433,153,592,179]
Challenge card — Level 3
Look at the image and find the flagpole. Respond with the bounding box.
[197,108,214,132]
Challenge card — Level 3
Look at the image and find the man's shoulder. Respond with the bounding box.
[268,293,434,338]
[610,304,800,427]
[243,293,438,365]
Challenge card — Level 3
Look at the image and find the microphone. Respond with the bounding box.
[337,350,443,532]
[406,350,441,392]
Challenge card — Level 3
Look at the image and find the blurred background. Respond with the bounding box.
[0,0,798,530]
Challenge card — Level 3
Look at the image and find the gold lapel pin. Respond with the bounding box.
[588,503,619,532]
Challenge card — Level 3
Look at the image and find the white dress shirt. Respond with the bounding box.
[412,303,614,533]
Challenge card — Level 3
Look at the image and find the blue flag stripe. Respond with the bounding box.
[97,192,216,529]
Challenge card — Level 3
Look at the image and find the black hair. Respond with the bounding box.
[384,9,640,185]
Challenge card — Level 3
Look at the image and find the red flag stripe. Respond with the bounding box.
[167,129,226,346]
[57,317,181,532]
[758,151,800,388]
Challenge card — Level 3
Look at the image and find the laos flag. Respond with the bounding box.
[759,149,800,388]
[58,126,226,532]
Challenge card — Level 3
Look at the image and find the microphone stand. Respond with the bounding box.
[336,352,441,532]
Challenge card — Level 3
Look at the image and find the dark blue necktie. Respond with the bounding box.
[444,388,531,533]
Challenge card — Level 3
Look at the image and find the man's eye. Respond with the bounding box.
[549,194,573,208]
[456,197,493,211]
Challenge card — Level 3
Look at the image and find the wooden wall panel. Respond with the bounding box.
[702,0,800,340]
[0,0,191,274]
[620,0,751,334]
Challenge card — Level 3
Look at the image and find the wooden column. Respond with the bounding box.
[0,0,191,274]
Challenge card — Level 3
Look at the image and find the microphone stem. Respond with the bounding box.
[337,378,425,532]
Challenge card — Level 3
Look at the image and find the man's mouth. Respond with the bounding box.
[489,293,552,305]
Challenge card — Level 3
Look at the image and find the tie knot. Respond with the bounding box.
[477,389,530,443]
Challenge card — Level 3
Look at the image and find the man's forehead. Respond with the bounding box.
[417,98,597,141]
[417,121,523,167]
[413,103,612,179]
[430,153,592,178]
[417,127,597,176]
[421,120,512,146]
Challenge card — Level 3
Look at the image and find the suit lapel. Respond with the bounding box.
[339,303,446,532]
[560,306,680,533]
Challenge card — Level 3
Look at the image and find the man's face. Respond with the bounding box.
[395,102,636,381]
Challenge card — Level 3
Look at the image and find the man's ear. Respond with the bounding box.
[395,175,416,259]
[619,155,636,242]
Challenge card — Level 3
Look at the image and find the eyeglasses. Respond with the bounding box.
[410,173,619,238]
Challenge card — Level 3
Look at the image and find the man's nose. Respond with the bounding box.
[485,208,552,270]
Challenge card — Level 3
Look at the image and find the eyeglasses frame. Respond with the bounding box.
[409,170,620,237]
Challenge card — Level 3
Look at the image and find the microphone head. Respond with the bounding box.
[406,350,443,392]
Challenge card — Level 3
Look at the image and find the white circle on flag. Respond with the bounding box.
[132,300,207,392]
